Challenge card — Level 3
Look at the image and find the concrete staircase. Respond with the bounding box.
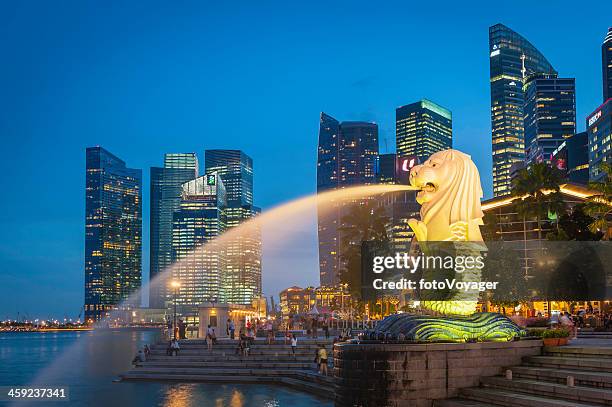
[578,330,612,340]
[436,346,612,407]
[120,338,336,399]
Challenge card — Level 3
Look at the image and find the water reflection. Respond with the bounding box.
[2,331,331,406]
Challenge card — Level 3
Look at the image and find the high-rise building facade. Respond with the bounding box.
[396,99,452,163]
[377,153,397,184]
[603,27,612,102]
[205,150,253,207]
[587,99,612,182]
[489,23,556,196]
[523,73,576,165]
[204,150,261,305]
[551,132,589,185]
[149,153,198,309]
[84,147,142,322]
[317,113,379,286]
[171,173,227,311]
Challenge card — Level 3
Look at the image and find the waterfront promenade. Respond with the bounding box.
[120,337,336,399]
[121,333,612,406]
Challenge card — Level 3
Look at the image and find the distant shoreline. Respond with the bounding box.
[1,326,164,333]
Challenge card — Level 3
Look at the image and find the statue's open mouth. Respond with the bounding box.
[406,182,437,192]
[423,182,436,192]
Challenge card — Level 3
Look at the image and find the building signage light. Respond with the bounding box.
[588,110,602,127]
[490,49,500,57]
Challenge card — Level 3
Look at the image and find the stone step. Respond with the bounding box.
[133,362,315,371]
[434,399,499,407]
[510,365,612,389]
[578,335,612,339]
[481,376,612,406]
[524,356,612,372]
[544,346,612,359]
[147,355,316,362]
[151,347,331,353]
[149,351,323,358]
[139,361,316,369]
[460,387,599,407]
[128,367,299,376]
[163,339,334,346]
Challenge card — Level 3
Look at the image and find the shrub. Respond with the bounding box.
[541,328,570,338]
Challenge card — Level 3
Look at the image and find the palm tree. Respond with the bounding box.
[337,201,390,298]
[339,202,389,243]
[584,163,612,240]
[511,163,566,240]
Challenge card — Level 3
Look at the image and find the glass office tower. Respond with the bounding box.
[171,173,227,311]
[205,150,253,207]
[603,27,612,102]
[489,23,556,196]
[523,73,576,165]
[378,153,397,184]
[150,153,198,309]
[84,147,142,322]
[316,112,378,286]
[204,150,261,305]
[587,99,612,182]
[396,99,452,163]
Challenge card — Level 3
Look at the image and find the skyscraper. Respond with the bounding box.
[378,153,397,184]
[316,113,379,286]
[489,23,556,196]
[603,27,612,101]
[205,150,261,305]
[84,147,142,322]
[587,99,612,182]
[396,99,452,163]
[205,150,253,207]
[376,153,420,253]
[150,153,198,309]
[551,132,589,185]
[523,73,576,165]
[171,173,227,311]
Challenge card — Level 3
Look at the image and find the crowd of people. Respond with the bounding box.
[131,316,338,376]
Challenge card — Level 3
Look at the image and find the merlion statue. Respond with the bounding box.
[408,149,484,316]
[365,149,524,342]
[408,149,484,243]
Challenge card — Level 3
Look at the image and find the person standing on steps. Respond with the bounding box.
[166,319,173,339]
[178,319,186,340]
[206,325,214,352]
[266,320,274,345]
[290,334,297,358]
[318,344,328,376]
[170,338,180,356]
[229,319,235,340]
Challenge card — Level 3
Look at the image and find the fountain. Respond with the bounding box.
[334,150,535,407]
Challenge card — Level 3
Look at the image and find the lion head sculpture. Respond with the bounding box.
[409,149,484,242]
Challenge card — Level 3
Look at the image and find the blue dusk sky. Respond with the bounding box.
[0,1,608,319]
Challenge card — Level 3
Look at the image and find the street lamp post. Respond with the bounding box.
[171,281,180,340]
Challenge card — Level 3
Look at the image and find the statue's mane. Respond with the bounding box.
[420,150,484,227]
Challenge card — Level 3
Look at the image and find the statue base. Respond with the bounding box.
[364,312,525,342]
